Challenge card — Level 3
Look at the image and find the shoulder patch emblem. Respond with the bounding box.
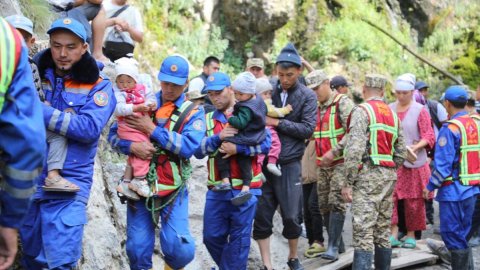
[93,91,109,107]
[192,119,204,131]
[438,136,447,147]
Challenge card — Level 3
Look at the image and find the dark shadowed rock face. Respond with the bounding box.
[220,0,294,58]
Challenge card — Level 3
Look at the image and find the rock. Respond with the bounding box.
[220,0,295,59]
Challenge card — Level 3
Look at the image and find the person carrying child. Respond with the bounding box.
[213,72,267,206]
[254,77,292,177]
[114,57,157,199]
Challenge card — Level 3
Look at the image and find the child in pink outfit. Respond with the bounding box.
[255,78,292,176]
[114,57,157,198]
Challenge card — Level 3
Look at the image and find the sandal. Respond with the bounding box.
[43,176,80,192]
[389,236,402,248]
[212,182,232,192]
[231,191,252,206]
[401,237,416,249]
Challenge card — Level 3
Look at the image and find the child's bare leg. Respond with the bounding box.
[47,169,61,180]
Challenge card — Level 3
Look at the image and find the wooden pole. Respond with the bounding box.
[362,19,463,85]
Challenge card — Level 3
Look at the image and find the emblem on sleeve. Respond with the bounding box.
[192,119,204,131]
[93,91,109,107]
[438,136,447,147]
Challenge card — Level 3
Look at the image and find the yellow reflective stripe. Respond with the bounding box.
[0,19,17,110]
[446,118,480,185]
[360,103,398,165]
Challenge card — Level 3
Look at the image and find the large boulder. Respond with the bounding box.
[220,0,295,59]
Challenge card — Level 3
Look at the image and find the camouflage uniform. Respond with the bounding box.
[344,75,407,253]
[316,93,354,215]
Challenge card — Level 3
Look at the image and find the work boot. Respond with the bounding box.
[426,238,451,264]
[352,249,373,270]
[321,212,345,261]
[374,245,392,270]
[451,248,473,270]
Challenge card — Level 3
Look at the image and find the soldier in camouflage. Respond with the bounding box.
[305,70,355,261]
[341,74,407,270]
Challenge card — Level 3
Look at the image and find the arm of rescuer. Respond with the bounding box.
[42,79,116,144]
[194,120,271,159]
[122,95,207,159]
[426,123,459,192]
[343,106,369,187]
[270,89,317,140]
[0,45,46,228]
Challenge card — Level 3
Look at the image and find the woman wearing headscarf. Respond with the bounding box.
[389,73,435,249]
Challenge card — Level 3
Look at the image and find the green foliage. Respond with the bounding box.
[135,0,236,78]
[18,0,51,34]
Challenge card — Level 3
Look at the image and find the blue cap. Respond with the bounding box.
[415,81,429,90]
[157,55,189,85]
[47,17,87,42]
[204,72,231,91]
[444,85,468,102]
[276,43,302,66]
[5,15,34,36]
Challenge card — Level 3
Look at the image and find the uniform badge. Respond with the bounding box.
[170,65,178,72]
[63,18,71,24]
[438,136,447,147]
[93,91,109,107]
[192,119,204,131]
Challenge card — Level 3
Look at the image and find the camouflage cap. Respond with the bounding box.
[365,74,387,89]
[246,58,265,69]
[305,70,329,89]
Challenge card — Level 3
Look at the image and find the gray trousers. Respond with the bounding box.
[47,131,67,171]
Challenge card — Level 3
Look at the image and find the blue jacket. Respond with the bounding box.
[109,92,205,160]
[427,111,480,201]
[34,49,116,203]
[0,44,46,228]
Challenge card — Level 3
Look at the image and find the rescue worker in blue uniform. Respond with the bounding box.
[424,85,480,270]
[0,17,46,270]
[108,55,205,270]
[194,72,271,270]
[18,17,116,269]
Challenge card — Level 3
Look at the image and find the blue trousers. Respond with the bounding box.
[20,200,87,270]
[203,190,258,270]
[439,196,477,250]
[126,190,195,270]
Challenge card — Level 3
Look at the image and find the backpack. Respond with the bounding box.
[426,99,442,130]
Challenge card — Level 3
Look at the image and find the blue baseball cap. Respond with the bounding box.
[415,81,429,90]
[5,15,34,36]
[157,55,189,85]
[444,85,468,103]
[204,72,231,91]
[47,17,86,42]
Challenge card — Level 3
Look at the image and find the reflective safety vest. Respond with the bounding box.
[314,94,346,166]
[444,115,480,186]
[359,100,399,167]
[205,111,263,189]
[150,100,196,197]
[0,18,23,111]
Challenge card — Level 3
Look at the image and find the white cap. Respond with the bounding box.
[395,73,416,91]
[186,77,206,100]
[115,57,139,83]
[232,72,256,94]
[255,78,273,94]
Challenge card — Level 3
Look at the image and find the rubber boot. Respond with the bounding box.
[352,249,373,270]
[374,245,392,270]
[321,212,345,261]
[451,248,472,270]
[339,236,345,254]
